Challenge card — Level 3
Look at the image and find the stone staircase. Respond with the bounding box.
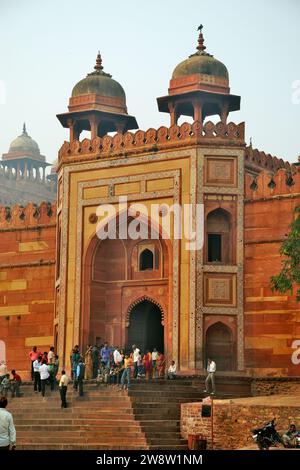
[6,375,252,450]
[129,381,200,450]
[8,384,148,450]
[128,376,252,450]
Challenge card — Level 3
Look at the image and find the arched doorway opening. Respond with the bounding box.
[127,300,164,354]
[205,322,236,371]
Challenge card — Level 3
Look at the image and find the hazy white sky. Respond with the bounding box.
[0,0,299,164]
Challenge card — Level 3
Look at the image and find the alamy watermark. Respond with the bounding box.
[291,340,300,365]
[291,80,300,104]
[0,80,6,104]
[95,196,204,251]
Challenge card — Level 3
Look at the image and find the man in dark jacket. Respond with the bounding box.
[74,359,85,396]
[92,345,99,379]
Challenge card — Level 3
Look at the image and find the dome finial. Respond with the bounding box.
[196,24,206,53]
[94,51,103,72]
[23,122,27,134]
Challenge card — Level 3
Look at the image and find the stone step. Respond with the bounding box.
[147,438,187,445]
[13,413,135,420]
[141,425,180,432]
[9,402,132,409]
[16,424,142,431]
[133,408,178,414]
[14,418,139,425]
[17,444,148,450]
[132,402,188,408]
[149,445,188,450]
[17,430,145,438]
[8,396,131,403]
[17,436,147,444]
[145,431,182,438]
[129,390,199,399]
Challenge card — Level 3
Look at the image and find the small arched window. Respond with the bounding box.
[139,249,154,271]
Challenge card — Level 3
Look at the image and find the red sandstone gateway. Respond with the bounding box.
[0,27,299,381]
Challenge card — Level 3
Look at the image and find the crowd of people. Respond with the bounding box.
[70,343,177,391]
[2,343,178,408]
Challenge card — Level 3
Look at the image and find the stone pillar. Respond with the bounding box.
[219,103,229,124]
[168,102,178,126]
[42,167,45,182]
[115,121,126,134]
[89,115,99,139]
[24,160,28,180]
[193,100,203,123]
[16,163,20,180]
[67,119,80,142]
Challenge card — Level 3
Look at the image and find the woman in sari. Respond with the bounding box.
[84,345,93,380]
[142,350,152,381]
[157,352,165,378]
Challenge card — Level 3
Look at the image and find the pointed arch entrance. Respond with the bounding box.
[205,321,236,371]
[81,214,171,356]
[127,298,164,354]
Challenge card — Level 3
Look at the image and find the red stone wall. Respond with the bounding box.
[244,168,300,375]
[181,399,300,449]
[0,203,56,379]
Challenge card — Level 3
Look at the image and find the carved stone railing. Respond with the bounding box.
[0,202,57,229]
[58,121,245,162]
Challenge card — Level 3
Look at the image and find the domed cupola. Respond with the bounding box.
[57,52,138,140]
[157,26,240,125]
[1,123,52,193]
[71,53,126,106]
[6,124,44,161]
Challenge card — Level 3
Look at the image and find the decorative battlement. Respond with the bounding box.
[245,167,300,200]
[0,202,57,229]
[245,146,293,174]
[58,120,245,163]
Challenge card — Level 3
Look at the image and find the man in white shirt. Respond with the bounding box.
[204,357,216,395]
[0,396,16,450]
[48,346,55,364]
[167,361,177,380]
[33,356,42,393]
[39,360,50,398]
[151,348,158,379]
[132,345,140,379]
[113,347,122,366]
[59,370,69,408]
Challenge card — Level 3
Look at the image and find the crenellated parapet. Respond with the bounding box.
[245,146,293,175]
[0,201,57,229]
[58,120,245,164]
[245,166,300,200]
